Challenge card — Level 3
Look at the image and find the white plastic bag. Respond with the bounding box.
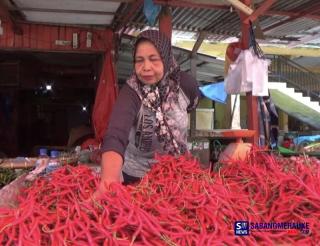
[225,48,270,96]
[242,48,270,96]
[225,52,243,94]
[252,57,270,96]
[241,49,254,92]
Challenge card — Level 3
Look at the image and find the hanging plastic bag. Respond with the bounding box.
[224,48,255,94]
[224,52,243,94]
[225,48,270,96]
[242,48,270,96]
[252,57,270,96]
[225,22,270,96]
[241,49,254,92]
[248,21,270,96]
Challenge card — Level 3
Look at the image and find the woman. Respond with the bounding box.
[98,30,200,191]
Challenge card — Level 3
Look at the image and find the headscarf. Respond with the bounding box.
[127,30,187,155]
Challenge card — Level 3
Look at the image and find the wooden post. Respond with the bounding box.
[279,110,289,132]
[238,0,260,145]
[190,56,197,137]
[189,32,206,137]
[159,6,172,40]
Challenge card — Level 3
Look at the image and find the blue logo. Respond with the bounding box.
[235,221,249,236]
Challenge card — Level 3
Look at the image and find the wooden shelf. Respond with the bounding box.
[193,129,256,139]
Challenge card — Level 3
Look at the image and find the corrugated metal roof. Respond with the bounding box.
[1,0,319,51]
[269,0,315,12]
[12,0,120,12]
[264,18,320,37]
[122,0,320,47]
[3,0,320,46]
[5,0,120,26]
[24,11,115,25]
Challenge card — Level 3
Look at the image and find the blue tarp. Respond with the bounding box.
[293,135,320,145]
[143,0,161,26]
[199,82,227,104]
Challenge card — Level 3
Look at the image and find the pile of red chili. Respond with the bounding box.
[0,149,319,245]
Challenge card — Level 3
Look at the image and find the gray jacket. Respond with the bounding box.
[122,88,189,177]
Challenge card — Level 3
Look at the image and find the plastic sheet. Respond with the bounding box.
[199,82,227,104]
[92,51,118,143]
[0,173,28,208]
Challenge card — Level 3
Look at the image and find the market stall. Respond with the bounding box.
[1,0,320,245]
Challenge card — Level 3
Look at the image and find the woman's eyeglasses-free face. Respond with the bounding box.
[134,41,164,85]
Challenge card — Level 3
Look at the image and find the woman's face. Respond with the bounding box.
[134,40,164,85]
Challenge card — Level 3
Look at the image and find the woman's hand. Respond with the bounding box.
[92,177,120,200]
[91,151,123,200]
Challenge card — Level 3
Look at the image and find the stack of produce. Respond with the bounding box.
[0,149,319,245]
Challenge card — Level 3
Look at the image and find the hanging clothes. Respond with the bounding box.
[258,96,279,148]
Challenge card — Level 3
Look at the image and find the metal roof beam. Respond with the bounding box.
[174,0,226,4]
[264,11,320,21]
[114,0,143,33]
[263,2,320,32]
[191,31,207,56]
[178,51,223,67]
[154,0,230,10]
[197,55,222,64]
[154,0,320,21]
[288,33,320,48]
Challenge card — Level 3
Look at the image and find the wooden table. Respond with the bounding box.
[194,129,256,142]
[188,129,256,166]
